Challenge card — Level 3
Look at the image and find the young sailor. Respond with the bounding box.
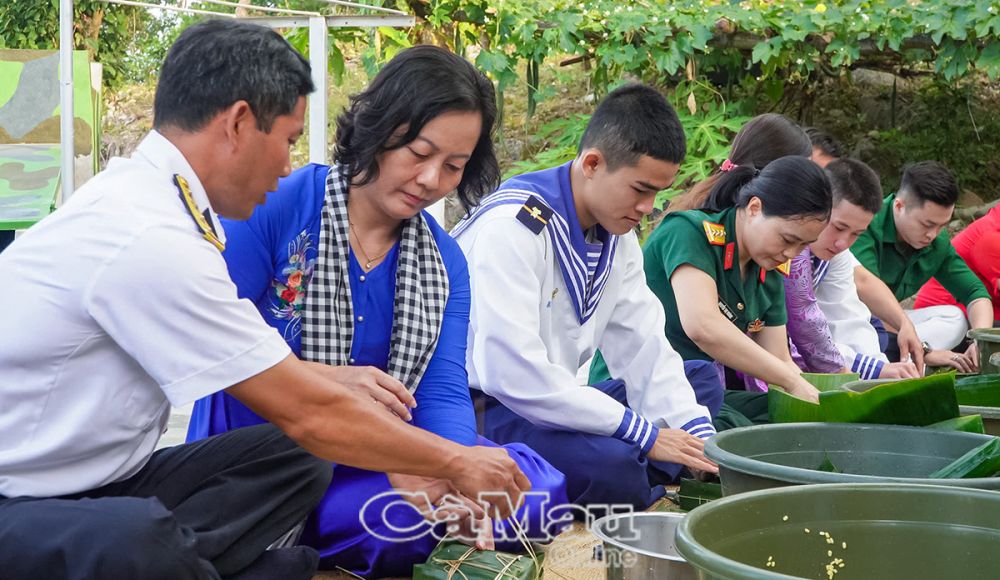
[637,156,832,405]
[786,158,922,379]
[453,84,718,512]
[853,161,992,371]
[187,46,565,576]
[0,22,527,580]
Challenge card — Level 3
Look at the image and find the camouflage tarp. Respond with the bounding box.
[0,50,99,230]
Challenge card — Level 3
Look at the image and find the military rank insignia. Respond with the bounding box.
[702,221,726,246]
[174,174,225,252]
[516,196,553,235]
[747,319,764,333]
[723,242,735,270]
[776,260,792,276]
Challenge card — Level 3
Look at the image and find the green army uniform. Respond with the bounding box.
[641,206,789,360]
[590,206,788,419]
[852,194,989,306]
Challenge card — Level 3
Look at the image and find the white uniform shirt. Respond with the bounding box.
[0,132,291,497]
[814,249,888,378]
[456,205,713,454]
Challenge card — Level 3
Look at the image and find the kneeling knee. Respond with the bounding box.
[296,451,334,503]
[94,499,205,579]
[578,445,652,509]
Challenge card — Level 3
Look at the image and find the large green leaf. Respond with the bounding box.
[769,388,822,423]
[955,374,1000,407]
[771,373,959,425]
[820,373,959,426]
[769,374,857,423]
[802,372,861,392]
[926,415,986,434]
[929,438,1000,479]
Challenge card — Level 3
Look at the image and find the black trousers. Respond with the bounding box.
[0,230,13,253]
[0,424,332,580]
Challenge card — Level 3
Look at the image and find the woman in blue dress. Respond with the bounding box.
[188,45,567,577]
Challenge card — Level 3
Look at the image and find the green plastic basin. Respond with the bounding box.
[675,483,1000,579]
[969,328,1000,374]
[705,423,1000,496]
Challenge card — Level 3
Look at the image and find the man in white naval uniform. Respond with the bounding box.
[453,85,719,512]
[807,158,924,379]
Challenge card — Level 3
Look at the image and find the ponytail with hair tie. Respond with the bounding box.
[701,155,831,221]
[702,163,760,212]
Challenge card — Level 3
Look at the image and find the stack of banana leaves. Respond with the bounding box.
[768,372,1000,434]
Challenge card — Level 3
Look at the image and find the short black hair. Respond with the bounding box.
[578,84,686,169]
[334,45,499,212]
[898,161,959,207]
[154,20,313,133]
[703,155,832,221]
[805,127,845,158]
[826,157,883,214]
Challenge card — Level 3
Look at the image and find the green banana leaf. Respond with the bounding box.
[413,540,542,580]
[766,373,856,423]
[768,388,822,423]
[929,438,1000,479]
[926,415,986,434]
[820,373,959,426]
[801,372,861,392]
[677,478,723,511]
[816,452,841,473]
[770,373,959,426]
[956,374,1000,407]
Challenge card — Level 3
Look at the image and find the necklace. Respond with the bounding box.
[349,221,393,270]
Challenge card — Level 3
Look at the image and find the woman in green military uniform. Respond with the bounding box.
[645,155,832,405]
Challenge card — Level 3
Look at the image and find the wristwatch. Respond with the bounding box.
[921,341,932,355]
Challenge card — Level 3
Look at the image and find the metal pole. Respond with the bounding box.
[308,15,328,164]
[59,0,75,201]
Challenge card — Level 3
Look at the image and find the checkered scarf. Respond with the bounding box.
[300,165,449,392]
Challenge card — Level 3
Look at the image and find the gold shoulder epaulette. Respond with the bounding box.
[174,174,224,252]
[702,220,726,246]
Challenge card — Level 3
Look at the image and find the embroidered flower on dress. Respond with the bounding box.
[270,229,316,339]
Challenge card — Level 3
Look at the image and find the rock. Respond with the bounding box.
[852,135,878,159]
[958,189,985,208]
[444,194,466,230]
[851,68,903,89]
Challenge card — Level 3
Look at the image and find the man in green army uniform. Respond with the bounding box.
[852,161,992,370]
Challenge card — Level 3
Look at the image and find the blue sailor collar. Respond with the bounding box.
[809,249,832,288]
[133,130,226,247]
[453,162,619,324]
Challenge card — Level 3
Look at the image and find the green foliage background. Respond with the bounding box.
[0,0,148,85]
[2,0,999,208]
